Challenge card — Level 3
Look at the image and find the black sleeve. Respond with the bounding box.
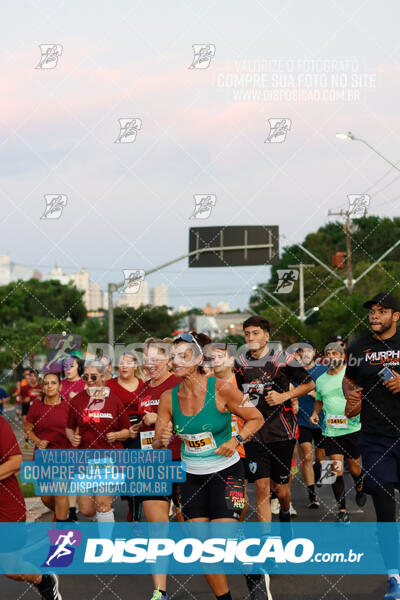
[233,358,245,391]
[280,351,313,385]
[344,341,359,381]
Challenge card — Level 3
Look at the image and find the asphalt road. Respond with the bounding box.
[2,408,396,600]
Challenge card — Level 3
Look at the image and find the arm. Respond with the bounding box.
[153,390,173,449]
[106,429,130,443]
[214,380,264,457]
[310,400,323,425]
[66,428,81,447]
[0,454,22,481]
[24,421,48,448]
[266,380,315,406]
[343,375,363,417]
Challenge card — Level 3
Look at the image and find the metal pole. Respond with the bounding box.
[353,239,400,285]
[344,213,353,294]
[288,263,314,322]
[281,235,344,283]
[108,283,115,347]
[355,137,400,173]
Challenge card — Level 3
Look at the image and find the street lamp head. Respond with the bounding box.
[336,131,355,141]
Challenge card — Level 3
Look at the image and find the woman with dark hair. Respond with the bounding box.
[25,372,71,521]
[66,361,130,523]
[107,351,143,521]
[154,332,264,600]
[60,355,85,404]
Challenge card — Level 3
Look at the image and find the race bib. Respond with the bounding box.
[140,430,155,450]
[180,431,217,454]
[326,414,348,429]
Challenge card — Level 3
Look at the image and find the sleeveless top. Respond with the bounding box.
[171,376,239,475]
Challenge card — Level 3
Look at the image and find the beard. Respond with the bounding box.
[328,358,344,369]
[371,320,392,335]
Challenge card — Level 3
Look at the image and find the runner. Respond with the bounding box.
[25,372,71,521]
[1,414,62,599]
[60,355,85,404]
[60,355,85,520]
[344,292,400,599]
[310,342,366,523]
[0,385,9,415]
[20,369,42,447]
[107,351,143,522]
[209,342,249,521]
[154,332,264,600]
[234,316,314,523]
[66,360,130,522]
[295,341,327,508]
[136,338,181,600]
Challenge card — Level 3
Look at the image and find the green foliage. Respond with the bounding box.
[113,305,181,344]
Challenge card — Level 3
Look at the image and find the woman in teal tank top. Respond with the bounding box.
[153,332,264,600]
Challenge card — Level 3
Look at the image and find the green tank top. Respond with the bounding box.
[171,376,239,475]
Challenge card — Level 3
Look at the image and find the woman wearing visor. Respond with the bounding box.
[154,332,264,600]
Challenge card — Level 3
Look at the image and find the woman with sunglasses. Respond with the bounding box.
[154,332,264,600]
[66,361,130,523]
[107,351,143,521]
[25,372,71,521]
[136,338,182,600]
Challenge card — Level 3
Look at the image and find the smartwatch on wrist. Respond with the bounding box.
[235,434,244,446]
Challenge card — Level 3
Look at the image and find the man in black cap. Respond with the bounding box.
[343,291,400,600]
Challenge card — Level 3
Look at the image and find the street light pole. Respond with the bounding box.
[336,132,400,173]
[288,263,314,321]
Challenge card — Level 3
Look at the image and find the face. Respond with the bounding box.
[23,370,29,379]
[298,346,315,366]
[369,304,399,335]
[210,348,233,375]
[243,326,269,351]
[42,374,60,397]
[64,358,79,380]
[29,372,39,386]
[118,354,137,379]
[83,366,104,388]
[171,342,201,377]
[325,349,344,368]
[143,346,169,380]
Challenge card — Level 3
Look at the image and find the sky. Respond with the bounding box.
[1,0,400,311]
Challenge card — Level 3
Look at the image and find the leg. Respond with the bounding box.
[254,478,271,522]
[54,496,69,520]
[275,482,291,512]
[299,442,315,486]
[329,453,347,513]
[40,496,55,512]
[142,500,170,594]
[77,495,96,518]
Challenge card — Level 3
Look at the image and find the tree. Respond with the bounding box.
[113,305,181,343]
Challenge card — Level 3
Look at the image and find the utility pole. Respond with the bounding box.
[328,209,353,294]
[288,263,314,321]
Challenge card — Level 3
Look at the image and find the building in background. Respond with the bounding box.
[202,301,233,315]
[150,283,168,307]
[117,280,149,309]
[0,255,41,285]
[43,266,104,312]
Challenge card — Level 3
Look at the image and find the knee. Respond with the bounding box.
[255,480,270,497]
[78,504,95,518]
[95,501,112,513]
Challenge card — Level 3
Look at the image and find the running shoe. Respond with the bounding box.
[336,511,350,523]
[244,574,269,600]
[307,499,320,509]
[289,502,297,517]
[384,577,400,600]
[355,488,367,508]
[37,574,62,600]
[270,498,280,514]
[150,589,168,600]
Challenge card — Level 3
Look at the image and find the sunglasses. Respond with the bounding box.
[173,333,203,355]
[82,374,101,382]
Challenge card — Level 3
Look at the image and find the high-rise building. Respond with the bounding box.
[117,280,149,309]
[150,283,168,307]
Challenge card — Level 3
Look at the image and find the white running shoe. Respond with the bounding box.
[289,502,297,517]
[270,498,280,514]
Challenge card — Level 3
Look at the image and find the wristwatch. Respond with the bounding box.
[235,434,244,446]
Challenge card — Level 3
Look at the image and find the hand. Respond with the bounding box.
[382,371,400,394]
[266,390,287,406]
[106,432,119,443]
[70,433,81,447]
[38,439,49,449]
[214,438,238,457]
[309,413,320,426]
[129,423,141,439]
[344,388,363,418]
[142,411,157,426]
[158,422,173,448]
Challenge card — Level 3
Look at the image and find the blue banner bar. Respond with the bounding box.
[0,523,398,574]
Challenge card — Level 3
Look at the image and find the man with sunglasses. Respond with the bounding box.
[344,292,400,600]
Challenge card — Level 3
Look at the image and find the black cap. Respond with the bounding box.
[363,292,400,312]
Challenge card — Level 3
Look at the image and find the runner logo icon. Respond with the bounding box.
[42,529,82,567]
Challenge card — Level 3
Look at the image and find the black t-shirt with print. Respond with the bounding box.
[234,349,312,444]
[345,330,400,438]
